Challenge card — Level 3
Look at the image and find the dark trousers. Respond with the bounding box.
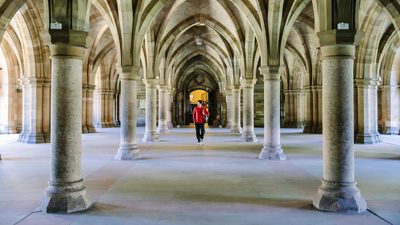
[195,123,205,142]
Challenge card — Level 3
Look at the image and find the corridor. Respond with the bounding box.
[0,128,399,225]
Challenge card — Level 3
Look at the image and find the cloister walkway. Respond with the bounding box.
[0,127,399,225]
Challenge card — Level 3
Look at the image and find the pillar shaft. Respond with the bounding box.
[354,79,381,143]
[313,44,366,213]
[241,79,257,142]
[143,79,159,142]
[225,90,232,128]
[230,87,241,133]
[166,90,173,128]
[157,86,169,133]
[18,77,51,143]
[94,89,115,128]
[40,44,91,213]
[380,85,400,134]
[114,67,141,160]
[114,90,121,126]
[82,84,96,133]
[258,66,286,160]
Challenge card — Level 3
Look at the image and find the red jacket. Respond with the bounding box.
[192,106,209,124]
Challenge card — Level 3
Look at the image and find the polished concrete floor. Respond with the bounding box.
[0,127,399,225]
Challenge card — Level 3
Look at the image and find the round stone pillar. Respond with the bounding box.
[40,44,91,213]
[225,89,233,128]
[258,66,286,160]
[18,77,50,143]
[354,78,381,144]
[143,79,159,142]
[241,79,257,142]
[157,86,169,133]
[167,90,173,128]
[114,67,141,160]
[313,45,367,213]
[230,87,241,133]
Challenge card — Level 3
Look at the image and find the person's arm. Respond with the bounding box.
[204,108,210,116]
[192,108,197,123]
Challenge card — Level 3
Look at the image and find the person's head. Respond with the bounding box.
[197,100,203,108]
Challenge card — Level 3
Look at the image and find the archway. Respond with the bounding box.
[174,70,222,127]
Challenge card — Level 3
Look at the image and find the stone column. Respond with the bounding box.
[380,85,400,134]
[106,90,115,127]
[143,79,159,142]
[94,89,115,128]
[225,89,233,128]
[354,78,381,143]
[82,84,96,133]
[241,79,257,142]
[303,86,313,133]
[166,89,173,128]
[113,89,121,126]
[157,85,169,133]
[258,66,286,160]
[313,44,367,213]
[0,83,18,134]
[115,66,141,160]
[18,77,51,143]
[282,90,291,127]
[40,43,91,213]
[230,87,241,133]
[289,89,305,128]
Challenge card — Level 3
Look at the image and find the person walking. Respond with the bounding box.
[192,100,210,144]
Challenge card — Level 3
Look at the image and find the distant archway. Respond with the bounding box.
[174,70,224,126]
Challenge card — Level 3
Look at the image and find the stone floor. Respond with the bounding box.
[0,127,399,225]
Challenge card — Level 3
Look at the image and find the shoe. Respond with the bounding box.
[200,139,204,143]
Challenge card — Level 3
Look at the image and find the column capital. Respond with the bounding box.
[354,78,380,87]
[320,44,356,60]
[259,65,282,81]
[240,78,257,88]
[143,78,159,87]
[42,30,89,48]
[158,84,171,91]
[118,66,140,80]
[20,77,51,87]
[317,30,364,47]
[82,84,96,91]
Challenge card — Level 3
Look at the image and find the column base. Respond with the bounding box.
[313,180,367,213]
[355,132,381,144]
[142,131,159,142]
[18,132,50,144]
[258,145,287,160]
[230,125,242,133]
[82,125,96,134]
[157,125,169,133]
[40,179,92,213]
[304,125,322,134]
[114,144,141,160]
[0,126,18,134]
[383,126,399,135]
[240,132,257,142]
